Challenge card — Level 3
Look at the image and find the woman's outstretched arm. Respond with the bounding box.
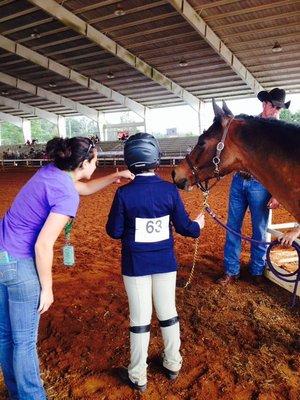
[75,170,134,196]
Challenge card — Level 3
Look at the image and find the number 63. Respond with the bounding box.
[146,220,162,234]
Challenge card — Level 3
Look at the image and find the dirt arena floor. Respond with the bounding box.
[0,166,299,400]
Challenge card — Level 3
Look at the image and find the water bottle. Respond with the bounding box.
[63,245,75,267]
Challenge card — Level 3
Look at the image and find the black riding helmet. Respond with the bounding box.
[124,132,161,173]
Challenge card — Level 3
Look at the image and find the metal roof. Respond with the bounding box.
[0,0,299,119]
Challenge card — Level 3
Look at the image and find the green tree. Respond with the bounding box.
[280,109,300,124]
[66,117,98,138]
[0,116,100,146]
[0,122,23,145]
[31,119,58,143]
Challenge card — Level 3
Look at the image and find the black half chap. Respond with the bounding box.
[129,316,179,333]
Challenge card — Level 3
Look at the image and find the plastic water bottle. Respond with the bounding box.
[63,245,75,266]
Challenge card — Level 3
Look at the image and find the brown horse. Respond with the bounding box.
[173,100,300,221]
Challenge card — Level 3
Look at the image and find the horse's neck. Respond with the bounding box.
[230,120,279,180]
[233,132,300,220]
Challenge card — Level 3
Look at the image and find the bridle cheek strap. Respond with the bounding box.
[213,117,234,174]
[185,117,234,192]
[185,149,207,191]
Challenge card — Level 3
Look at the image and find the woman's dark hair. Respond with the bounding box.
[46,137,95,170]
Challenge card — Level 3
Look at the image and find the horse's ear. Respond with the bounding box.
[222,100,233,117]
[212,98,225,117]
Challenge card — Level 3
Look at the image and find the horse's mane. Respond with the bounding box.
[233,114,300,163]
[236,114,300,131]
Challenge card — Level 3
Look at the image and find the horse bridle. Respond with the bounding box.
[185,117,234,192]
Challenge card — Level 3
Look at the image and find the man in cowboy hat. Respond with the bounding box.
[218,88,291,286]
[257,88,290,111]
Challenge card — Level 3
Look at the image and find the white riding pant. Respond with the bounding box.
[123,271,182,386]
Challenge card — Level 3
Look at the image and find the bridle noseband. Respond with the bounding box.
[185,117,234,192]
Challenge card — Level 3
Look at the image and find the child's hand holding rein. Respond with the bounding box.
[194,212,205,229]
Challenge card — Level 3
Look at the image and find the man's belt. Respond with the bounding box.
[238,171,253,180]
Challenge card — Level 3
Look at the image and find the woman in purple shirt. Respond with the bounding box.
[0,137,132,400]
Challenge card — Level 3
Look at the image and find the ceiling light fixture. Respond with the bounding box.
[272,41,282,53]
[30,29,41,39]
[107,71,115,79]
[179,58,188,67]
[48,81,57,88]
[114,4,126,16]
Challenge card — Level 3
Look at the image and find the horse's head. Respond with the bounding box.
[172,99,237,190]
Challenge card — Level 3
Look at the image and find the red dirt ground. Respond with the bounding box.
[0,167,299,400]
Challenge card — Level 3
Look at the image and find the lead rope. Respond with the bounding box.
[184,190,210,288]
[197,190,299,307]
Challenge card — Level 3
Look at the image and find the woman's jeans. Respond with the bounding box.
[0,251,46,400]
[224,173,271,277]
[123,271,182,386]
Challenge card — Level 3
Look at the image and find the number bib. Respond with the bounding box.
[135,215,170,243]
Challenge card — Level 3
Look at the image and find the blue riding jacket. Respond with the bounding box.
[106,174,200,276]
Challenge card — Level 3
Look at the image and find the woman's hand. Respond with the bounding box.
[116,169,135,181]
[38,288,54,314]
[194,212,205,229]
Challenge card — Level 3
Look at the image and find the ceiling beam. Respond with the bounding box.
[27,0,203,112]
[216,10,300,32]
[0,111,24,128]
[1,1,165,38]
[196,0,245,10]
[0,34,147,119]
[167,0,264,95]
[222,22,299,40]
[0,95,60,125]
[0,71,100,122]
[204,0,296,21]
[0,6,38,23]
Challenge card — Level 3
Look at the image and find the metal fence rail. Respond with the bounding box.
[0,156,185,169]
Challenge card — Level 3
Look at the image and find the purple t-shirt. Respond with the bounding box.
[0,163,79,258]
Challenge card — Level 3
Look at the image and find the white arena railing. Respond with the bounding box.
[0,155,185,168]
[265,209,299,298]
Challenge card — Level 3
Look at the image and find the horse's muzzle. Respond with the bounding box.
[171,170,187,189]
[176,179,188,190]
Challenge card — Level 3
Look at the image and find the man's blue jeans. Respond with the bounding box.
[224,173,271,277]
[0,251,46,400]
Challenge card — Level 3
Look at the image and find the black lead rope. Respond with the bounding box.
[266,241,300,307]
[205,203,300,307]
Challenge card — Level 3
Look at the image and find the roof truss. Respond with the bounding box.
[27,0,203,112]
[167,0,264,94]
[0,95,60,124]
[0,34,147,119]
[0,110,25,128]
[0,71,101,122]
